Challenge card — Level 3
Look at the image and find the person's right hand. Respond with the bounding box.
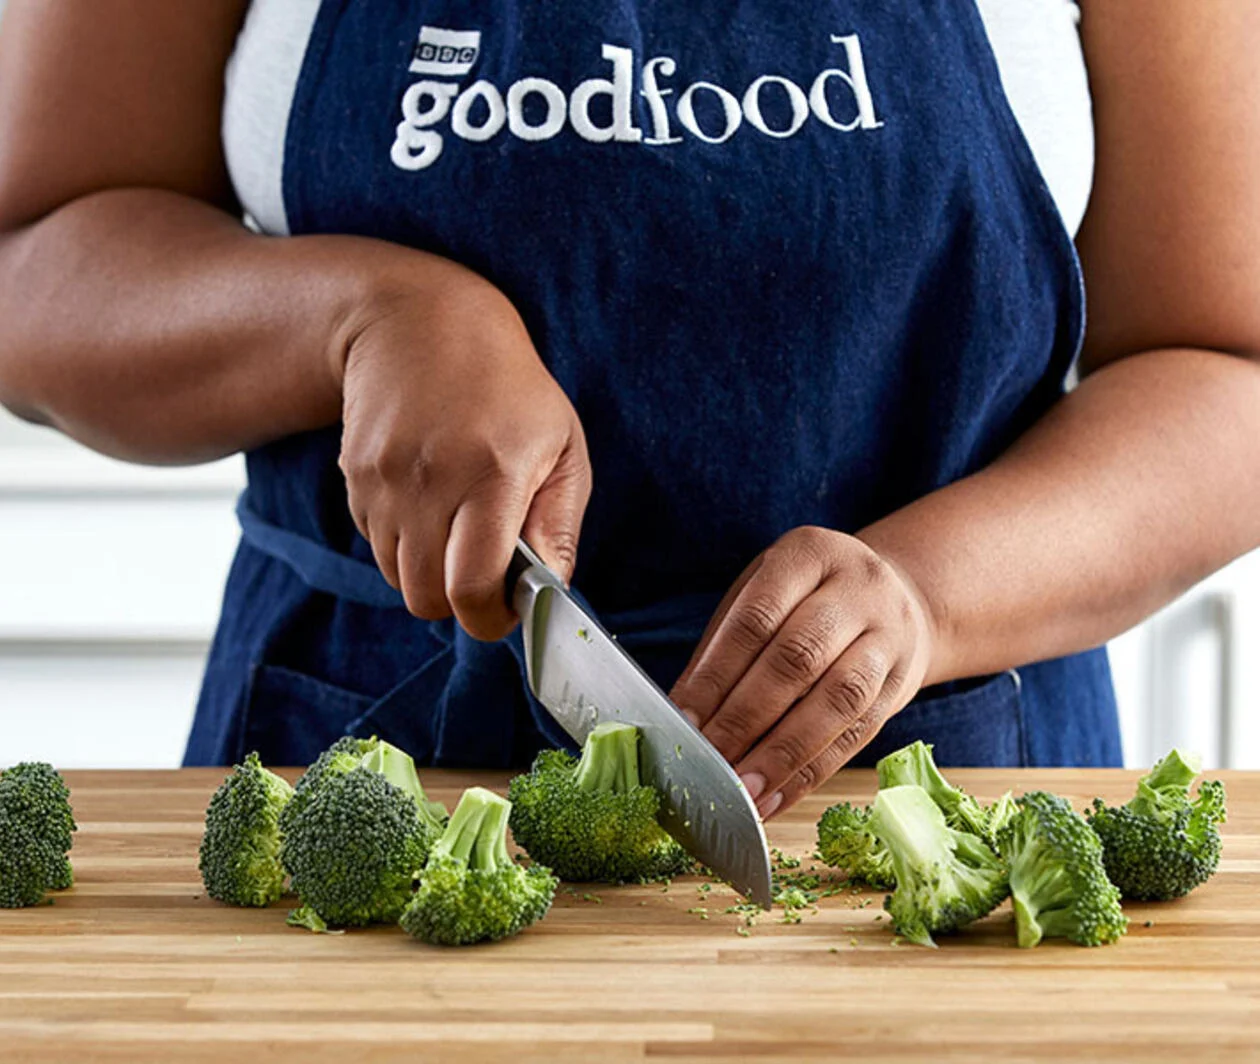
[337,262,591,641]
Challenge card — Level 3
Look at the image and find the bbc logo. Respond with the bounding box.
[410,26,482,78]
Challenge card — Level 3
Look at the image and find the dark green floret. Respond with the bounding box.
[816,802,895,889]
[199,752,293,907]
[996,790,1126,948]
[0,761,76,908]
[401,786,557,945]
[867,784,1008,948]
[1086,748,1226,901]
[281,739,447,927]
[877,741,1009,845]
[507,722,692,883]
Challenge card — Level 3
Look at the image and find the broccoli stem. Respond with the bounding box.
[358,740,448,830]
[573,722,641,794]
[432,787,512,872]
[1008,848,1074,949]
[1129,748,1200,818]
[870,785,951,871]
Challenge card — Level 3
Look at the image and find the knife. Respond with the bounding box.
[507,538,773,908]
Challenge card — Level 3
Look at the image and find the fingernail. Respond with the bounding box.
[757,791,784,819]
[739,772,766,801]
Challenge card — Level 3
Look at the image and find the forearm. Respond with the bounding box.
[858,348,1260,685]
[0,188,455,464]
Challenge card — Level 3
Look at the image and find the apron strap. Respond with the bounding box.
[235,492,406,610]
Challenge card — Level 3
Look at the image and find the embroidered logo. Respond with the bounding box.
[391,33,882,173]
[409,26,481,78]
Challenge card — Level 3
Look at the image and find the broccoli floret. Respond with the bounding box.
[1086,749,1226,901]
[199,752,294,907]
[0,762,76,908]
[507,722,691,883]
[278,736,377,836]
[876,741,992,837]
[286,904,343,934]
[984,791,1021,844]
[401,787,557,945]
[816,802,895,889]
[996,791,1127,948]
[281,741,447,927]
[867,784,1008,948]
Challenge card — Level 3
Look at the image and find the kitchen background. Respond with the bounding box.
[1,0,1256,771]
[3,403,1258,771]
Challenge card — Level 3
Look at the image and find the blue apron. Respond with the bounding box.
[188,0,1123,769]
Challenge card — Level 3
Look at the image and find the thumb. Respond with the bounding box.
[520,433,591,584]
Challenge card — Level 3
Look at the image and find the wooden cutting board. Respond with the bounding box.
[0,767,1256,1063]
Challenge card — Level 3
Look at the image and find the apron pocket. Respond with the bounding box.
[242,664,374,766]
[854,669,1027,768]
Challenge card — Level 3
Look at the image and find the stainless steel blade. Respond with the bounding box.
[511,543,773,907]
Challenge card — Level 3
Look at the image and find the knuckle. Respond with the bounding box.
[705,712,753,753]
[727,596,782,650]
[446,571,502,613]
[768,627,831,683]
[679,667,727,711]
[762,731,813,779]
[823,664,881,721]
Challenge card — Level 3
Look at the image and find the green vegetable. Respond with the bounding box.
[816,802,895,889]
[866,784,1008,948]
[877,740,1010,844]
[996,791,1127,948]
[400,787,557,945]
[1086,749,1226,901]
[0,762,76,908]
[281,739,447,927]
[507,722,691,883]
[286,904,343,934]
[199,752,294,907]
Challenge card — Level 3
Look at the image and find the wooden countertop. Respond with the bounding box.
[1,768,1257,1063]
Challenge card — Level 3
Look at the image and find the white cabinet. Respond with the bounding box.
[0,434,242,768]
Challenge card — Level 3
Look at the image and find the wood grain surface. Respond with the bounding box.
[0,767,1256,1063]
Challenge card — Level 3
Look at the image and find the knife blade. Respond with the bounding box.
[508,539,773,908]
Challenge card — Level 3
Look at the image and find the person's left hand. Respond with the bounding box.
[669,526,937,819]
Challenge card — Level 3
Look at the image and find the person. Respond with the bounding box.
[1,1,1258,820]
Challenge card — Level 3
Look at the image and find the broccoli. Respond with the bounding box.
[876,741,993,838]
[199,752,294,907]
[995,791,1127,948]
[507,722,691,883]
[816,802,895,889]
[1086,749,1226,901]
[866,784,1008,948]
[281,739,447,927]
[401,787,557,945]
[0,762,76,908]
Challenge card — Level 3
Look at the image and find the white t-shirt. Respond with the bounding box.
[223,0,1094,238]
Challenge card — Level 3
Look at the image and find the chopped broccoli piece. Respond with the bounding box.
[199,752,294,907]
[1086,749,1226,900]
[281,740,447,927]
[816,802,895,889]
[0,762,76,908]
[996,791,1126,948]
[507,722,692,883]
[401,787,557,945]
[877,741,992,839]
[867,784,1008,948]
[278,736,377,836]
[286,904,343,934]
[983,791,1021,843]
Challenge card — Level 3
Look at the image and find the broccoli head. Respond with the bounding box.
[401,786,557,945]
[507,722,691,883]
[282,740,447,927]
[199,752,294,907]
[996,791,1126,948]
[0,761,76,908]
[1086,749,1226,901]
[867,784,1008,948]
[816,802,895,889]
